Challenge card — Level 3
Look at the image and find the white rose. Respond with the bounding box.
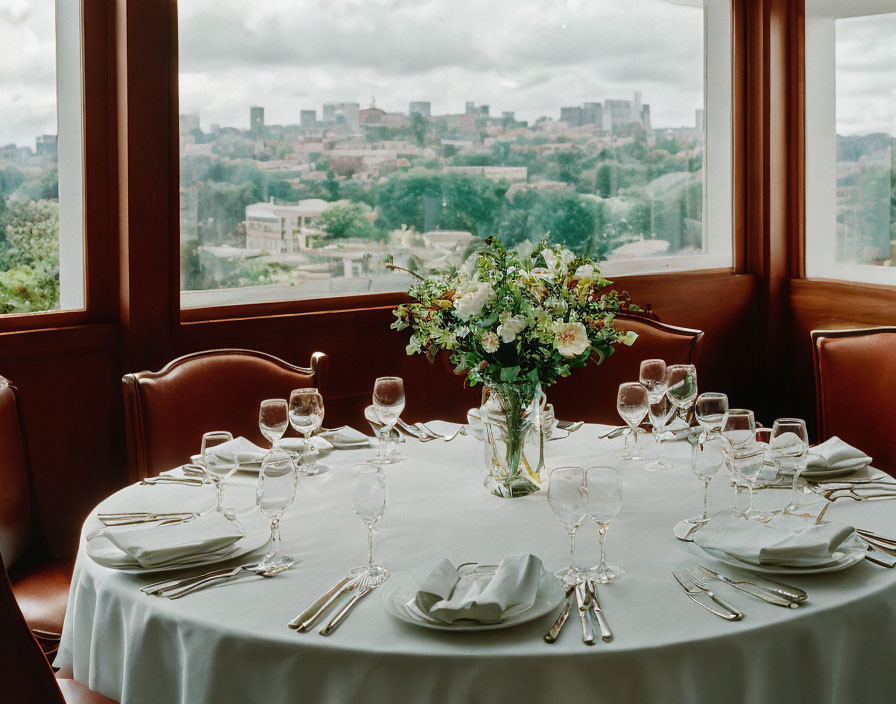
[497,313,528,343]
[454,283,495,319]
[541,249,559,272]
[480,331,500,353]
[554,321,590,358]
[559,248,575,269]
[573,264,595,281]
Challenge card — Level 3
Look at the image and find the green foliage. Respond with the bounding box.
[0,199,60,313]
[319,204,380,240]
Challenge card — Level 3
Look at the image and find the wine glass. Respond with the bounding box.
[350,464,389,585]
[201,431,238,515]
[365,405,405,465]
[616,382,649,461]
[289,388,325,476]
[372,377,406,464]
[695,392,729,439]
[687,429,724,524]
[666,364,698,423]
[729,441,766,519]
[647,394,676,471]
[259,399,288,451]
[546,466,588,587]
[768,418,810,515]
[255,449,296,566]
[585,466,624,583]
[721,409,757,514]
[639,359,667,402]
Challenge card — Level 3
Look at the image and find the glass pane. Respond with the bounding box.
[0,2,62,314]
[178,0,729,309]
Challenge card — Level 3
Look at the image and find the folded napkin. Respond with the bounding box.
[320,425,370,448]
[97,512,244,569]
[694,513,856,567]
[206,436,267,466]
[806,436,871,473]
[413,554,546,624]
[279,436,334,453]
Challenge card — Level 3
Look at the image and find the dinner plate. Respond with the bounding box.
[379,570,564,631]
[801,462,873,480]
[695,542,866,575]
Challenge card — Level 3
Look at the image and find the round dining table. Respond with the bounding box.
[56,422,896,704]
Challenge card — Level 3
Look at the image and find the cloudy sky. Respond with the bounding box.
[1,0,894,148]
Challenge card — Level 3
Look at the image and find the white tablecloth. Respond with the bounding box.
[56,423,896,704]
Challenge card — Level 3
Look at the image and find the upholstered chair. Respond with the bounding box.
[549,315,704,424]
[812,327,896,476]
[0,376,71,658]
[122,349,329,480]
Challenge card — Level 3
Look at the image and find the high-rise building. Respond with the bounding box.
[322,102,360,129]
[604,99,634,134]
[641,104,652,134]
[464,102,489,116]
[560,106,584,127]
[35,134,58,157]
[582,102,603,127]
[250,106,265,138]
[300,110,317,128]
[409,101,431,117]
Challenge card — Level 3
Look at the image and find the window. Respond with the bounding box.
[806,0,896,284]
[0,0,83,315]
[178,0,732,310]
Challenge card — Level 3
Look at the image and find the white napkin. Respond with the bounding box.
[807,436,871,473]
[320,425,370,448]
[694,513,857,567]
[96,513,244,569]
[279,436,334,453]
[413,554,546,624]
[207,436,267,465]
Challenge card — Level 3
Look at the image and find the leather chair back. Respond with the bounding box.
[812,327,896,476]
[122,349,329,480]
[0,551,66,703]
[0,377,33,571]
[550,315,704,424]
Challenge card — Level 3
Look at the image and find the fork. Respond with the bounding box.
[319,575,375,635]
[415,422,447,440]
[165,559,294,599]
[683,568,744,620]
[396,419,438,442]
[672,571,741,621]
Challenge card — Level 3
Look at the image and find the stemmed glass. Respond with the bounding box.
[687,429,724,524]
[546,466,588,587]
[730,442,766,520]
[201,431,238,516]
[350,464,389,585]
[640,359,669,469]
[585,466,624,583]
[647,395,676,471]
[255,449,296,566]
[695,392,729,437]
[372,377,406,464]
[616,382,649,461]
[259,399,288,451]
[721,409,756,515]
[666,364,698,424]
[289,388,325,476]
[768,418,810,515]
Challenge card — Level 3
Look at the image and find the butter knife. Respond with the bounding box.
[574,583,595,645]
[698,566,798,608]
[543,586,576,643]
[585,579,613,642]
[294,577,359,632]
[289,577,354,630]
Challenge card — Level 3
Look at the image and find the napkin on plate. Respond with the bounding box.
[279,436,334,453]
[204,436,267,466]
[97,512,244,569]
[320,425,370,448]
[806,436,872,473]
[413,554,546,624]
[694,513,857,567]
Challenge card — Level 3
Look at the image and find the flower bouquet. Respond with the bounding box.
[391,237,639,497]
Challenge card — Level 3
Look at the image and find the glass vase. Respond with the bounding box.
[481,383,544,498]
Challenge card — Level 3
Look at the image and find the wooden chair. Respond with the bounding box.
[122,349,329,481]
[0,376,71,659]
[812,327,896,476]
[549,315,704,424]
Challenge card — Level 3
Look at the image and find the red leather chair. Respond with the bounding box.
[122,349,329,480]
[0,376,71,659]
[0,548,116,703]
[812,327,896,476]
[550,315,704,424]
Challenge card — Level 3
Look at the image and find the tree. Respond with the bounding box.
[531,192,597,253]
[319,204,379,241]
[0,199,60,313]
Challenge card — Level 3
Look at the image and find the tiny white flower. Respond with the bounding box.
[480,331,500,353]
[554,321,590,358]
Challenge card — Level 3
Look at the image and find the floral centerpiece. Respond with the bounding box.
[391,237,639,497]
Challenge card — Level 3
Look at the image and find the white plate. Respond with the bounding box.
[695,543,866,575]
[380,571,564,631]
[802,462,873,480]
[87,522,271,574]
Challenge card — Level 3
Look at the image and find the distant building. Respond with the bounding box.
[560,107,583,127]
[582,102,603,127]
[300,110,317,128]
[604,99,634,134]
[35,134,58,157]
[443,166,527,183]
[359,106,387,125]
[464,102,489,116]
[323,102,360,130]
[244,198,334,253]
[502,111,516,122]
[641,105,652,134]
[250,107,265,138]
[409,101,431,117]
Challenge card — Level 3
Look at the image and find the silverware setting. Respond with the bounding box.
[682,568,745,619]
[823,487,896,502]
[555,420,584,433]
[320,577,379,635]
[672,571,743,621]
[415,421,450,440]
[697,566,805,606]
[543,585,576,644]
[573,582,595,645]
[396,418,439,442]
[544,581,611,645]
[290,574,382,634]
[140,476,207,487]
[143,558,294,599]
[586,578,613,642]
[97,511,199,527]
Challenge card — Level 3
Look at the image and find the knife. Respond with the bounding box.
[585,579,613,642]
[574,582,595,645]
[860,541,896,568]
[543,586,575,644]
[291,577,357,631]
[697,566,799,608]
[319,582,378,635]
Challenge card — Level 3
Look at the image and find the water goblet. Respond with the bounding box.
[695,392,729,437]
[547,466,588,587]
[647,394,676,471]
[585,466,624,583]
[617,382,649,461]
[372,377,406,464]
[365,405,404,464]
[729,441,766,519]
[768,418,810,515]
[350,464,389,585]
[639,359,667,402]
[289,388,325,476]
[259,399,288,451]
[721,409,756,512]
[686,429,724,524]
[255,449,297,566]
[201,431,238,516]
[666,364,698,424]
